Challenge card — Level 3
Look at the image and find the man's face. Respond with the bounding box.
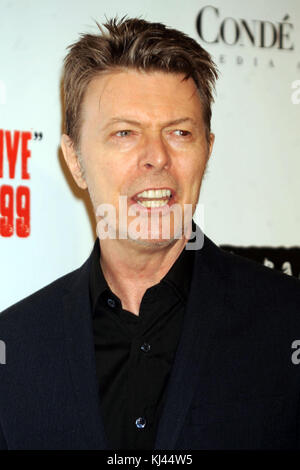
[63,69,214,248]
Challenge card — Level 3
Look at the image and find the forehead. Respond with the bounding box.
[81,69,203,124]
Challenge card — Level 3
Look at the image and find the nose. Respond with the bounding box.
[139,133,170,172]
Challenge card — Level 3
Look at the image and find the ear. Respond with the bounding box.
[207,133,215,160]
[61,134,88,189]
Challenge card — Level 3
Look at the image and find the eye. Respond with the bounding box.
[115,130,132,138]
[173,129,191,137]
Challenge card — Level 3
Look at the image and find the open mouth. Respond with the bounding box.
[131,188,175,208]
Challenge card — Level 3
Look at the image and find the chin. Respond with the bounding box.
[126,224,186,248]
[128,237,178,249]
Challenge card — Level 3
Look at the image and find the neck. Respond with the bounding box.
[98,234,190,316]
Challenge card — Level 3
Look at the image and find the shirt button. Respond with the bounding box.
[135,417,147,429]
[140,342,151,353]
[107,298,116,308]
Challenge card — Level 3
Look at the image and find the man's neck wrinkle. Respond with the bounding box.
[99,238,187,286]
[98,237,188,315]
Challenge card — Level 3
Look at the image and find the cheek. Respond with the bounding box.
[84,149,111,181]
[181,156,206,182]
[87,159,129,201]
[184,163,207,199]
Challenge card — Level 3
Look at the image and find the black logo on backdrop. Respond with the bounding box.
[196,6,294,51]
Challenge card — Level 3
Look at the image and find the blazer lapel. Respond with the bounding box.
[154,230,227,450]
[62,244,109,449]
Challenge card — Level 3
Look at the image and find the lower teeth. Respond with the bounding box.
[137,199,169,208]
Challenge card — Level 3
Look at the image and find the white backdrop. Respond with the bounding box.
[0,0,299,311]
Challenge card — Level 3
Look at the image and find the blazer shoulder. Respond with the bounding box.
[0,258,88,330]
[204,235,300,297]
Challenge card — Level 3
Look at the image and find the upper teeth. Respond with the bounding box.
[136,189,171,198]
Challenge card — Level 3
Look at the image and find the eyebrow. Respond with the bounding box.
[102,117,197,130]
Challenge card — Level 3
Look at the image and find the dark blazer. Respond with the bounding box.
[1,230,300,450]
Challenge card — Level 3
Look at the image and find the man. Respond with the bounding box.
[0,17,300,451]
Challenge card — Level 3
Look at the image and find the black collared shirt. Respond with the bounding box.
[89,233,196,450]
